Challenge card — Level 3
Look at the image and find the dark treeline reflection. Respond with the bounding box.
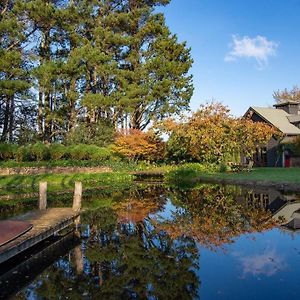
[12,183,282,299]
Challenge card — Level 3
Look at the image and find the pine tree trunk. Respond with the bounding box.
[38,89,44,138]
[8,96,14,142]
[68,79,77,132]
[1,97,10,142]
[44,92,51,142]
[39,29,51,142]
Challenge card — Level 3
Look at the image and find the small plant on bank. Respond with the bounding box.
[15,145,31,162]
[165,163,218,184]
[88,146,112,161]
[49,143,66,160]
[30,142,49,161]
[0,143,18,160]
[67,144,90,160]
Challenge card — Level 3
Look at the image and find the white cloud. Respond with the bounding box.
[225,35,278,68]
[238,249,287,278]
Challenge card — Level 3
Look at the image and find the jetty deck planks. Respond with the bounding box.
[0,208,79,264]
[0,220,33,247]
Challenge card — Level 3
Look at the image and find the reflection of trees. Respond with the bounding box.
[18,186,200,299]
[113,198,164,223]
[159,184,278,250]
[14,183,278,298]
[83,207,200,299]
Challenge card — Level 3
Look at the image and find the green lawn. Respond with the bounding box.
[199,167,300,183]
[0,172,134,196]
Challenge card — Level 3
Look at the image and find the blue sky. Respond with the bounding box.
[160,0,300,116]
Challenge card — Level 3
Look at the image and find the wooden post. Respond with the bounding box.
[74,245,84,275]
[39,182,47,210]
[73,181,82,211]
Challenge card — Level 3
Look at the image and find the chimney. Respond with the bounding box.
[274,101,299,115]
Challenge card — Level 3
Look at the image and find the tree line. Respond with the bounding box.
[0,0,193,144]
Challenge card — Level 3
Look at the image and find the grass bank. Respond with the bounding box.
[165,164,300,190]
[200,168,300,183]
[0,172,134,196]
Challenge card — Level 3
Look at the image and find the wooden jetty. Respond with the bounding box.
[0,232,80,300]
[0,181,82,265]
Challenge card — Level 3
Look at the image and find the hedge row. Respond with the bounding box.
[0,143,113,162]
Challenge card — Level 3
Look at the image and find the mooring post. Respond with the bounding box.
[74,245,84,275]
[73,181,82,211]
[39,181,47,210]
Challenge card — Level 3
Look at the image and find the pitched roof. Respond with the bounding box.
[287,115,300,123]
[250,106,300,135]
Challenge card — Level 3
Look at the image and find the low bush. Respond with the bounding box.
[67,144,90,160]
[0,143,18,160]
[30,142,49,161]
[219,162,228,173]
[0,143,116,163]
[65,144,113,161]
[49,143,66,160]
[165,163,218,183]
[15,145,31,162]
[88,145,112,161]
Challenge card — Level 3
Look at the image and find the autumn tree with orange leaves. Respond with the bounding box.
[112,129,165,162]
[159,102,278,163]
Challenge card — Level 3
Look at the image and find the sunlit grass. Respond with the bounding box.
[198,167,300,183]
[0,172,134,195]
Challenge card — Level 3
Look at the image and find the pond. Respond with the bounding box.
[1,182,300,300]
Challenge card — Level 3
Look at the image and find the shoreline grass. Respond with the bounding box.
[198,167,300,183]
[0,172,134,196]
[164,165,300,188]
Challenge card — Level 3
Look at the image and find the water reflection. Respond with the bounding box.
[158,185,277,250]
[238,248,287,278]
[1,183,300,299]
[80,187,200,299]
[0,233,80,299]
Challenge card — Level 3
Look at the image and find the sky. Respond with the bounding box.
[160,0,300,116]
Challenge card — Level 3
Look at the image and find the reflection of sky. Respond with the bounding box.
[151,199,180,221]
[198,229,300,300]
[237,248,287,278]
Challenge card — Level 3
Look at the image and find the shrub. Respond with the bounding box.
[219,162,228,173]
[165,163,218,183]
[49,143,66,160]
[89,146,112,161]
[30,142,49,161]
[67,144,90,160]
[0,143,18,160]
[66,144,112,161]
[15,145,31,162]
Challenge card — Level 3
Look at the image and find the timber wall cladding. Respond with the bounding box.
[0,167,112,176]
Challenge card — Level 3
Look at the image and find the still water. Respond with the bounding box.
[1,183,300,300]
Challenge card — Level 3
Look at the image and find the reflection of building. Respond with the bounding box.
[244,101,300,167]
[245,191,270,209]
[238,188,300,232]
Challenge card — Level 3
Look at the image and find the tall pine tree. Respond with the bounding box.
[0,0,194,143]
[118,0,193,130]
[0,0,31,142]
